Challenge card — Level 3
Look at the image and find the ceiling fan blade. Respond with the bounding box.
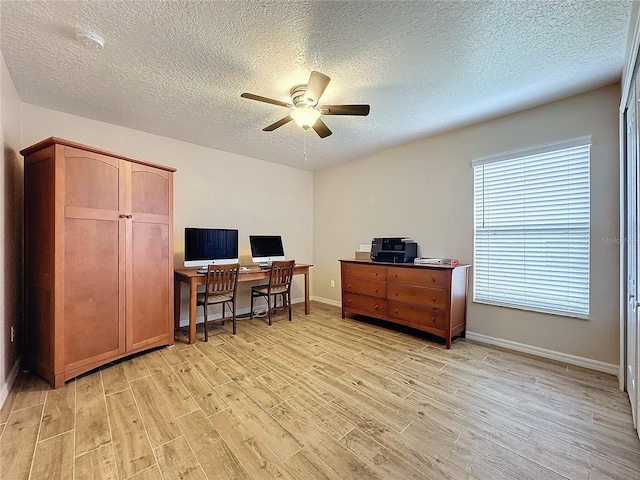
[241,92,292,108]
[320,104,370,116]
[312,118,332,138]
[305,71,331,105]
[263,116,293,131]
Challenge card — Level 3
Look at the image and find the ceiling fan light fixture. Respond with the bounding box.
[290,107,321,128]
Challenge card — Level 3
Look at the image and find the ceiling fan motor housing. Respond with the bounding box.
[290,84,316,108]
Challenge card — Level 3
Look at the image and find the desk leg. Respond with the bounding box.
[174,277,181,332]
[189,278,197,344]
[304,270,310,315]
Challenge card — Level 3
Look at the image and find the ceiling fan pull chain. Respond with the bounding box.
[303,130,308,163]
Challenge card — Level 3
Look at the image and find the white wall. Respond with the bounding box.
[21,104,314,322]
[313,84,621,366]
[1,50,23,406]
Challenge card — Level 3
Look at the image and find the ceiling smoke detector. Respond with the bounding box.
[75,28,105,50]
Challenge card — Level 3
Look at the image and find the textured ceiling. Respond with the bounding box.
[0,0,633,171]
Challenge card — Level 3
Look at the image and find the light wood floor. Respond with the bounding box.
[1,302,640,480]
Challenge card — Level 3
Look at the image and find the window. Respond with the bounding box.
[473,137,591,318]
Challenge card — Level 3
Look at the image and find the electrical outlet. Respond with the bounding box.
[11,326,15,343]
[331,280,335,288]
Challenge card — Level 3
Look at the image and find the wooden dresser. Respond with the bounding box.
[340,259,470,348]
[22,137,175,388]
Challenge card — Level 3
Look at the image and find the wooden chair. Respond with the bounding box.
[250,260,295,326]
[196,263,239,340]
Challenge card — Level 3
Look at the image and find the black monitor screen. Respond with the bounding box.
[249,235,285,258]
[185,228,238,262]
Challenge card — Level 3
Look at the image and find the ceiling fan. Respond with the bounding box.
[241,71,370,138]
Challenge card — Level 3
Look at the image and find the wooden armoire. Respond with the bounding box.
[22,138,175,388]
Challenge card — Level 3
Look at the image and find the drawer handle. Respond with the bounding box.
[348,284,352,288]
[375,272,378,276]
[374,304,379,310]
[394,292,398,296]
[395,309,398,314]
[432,297,436,302]
[348,269,352,274]
[431,316,436,322]
[431,277,436,282]
[374,288,378,293]
[347,299,352,304]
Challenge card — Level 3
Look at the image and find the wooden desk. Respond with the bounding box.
[174,264,312,343]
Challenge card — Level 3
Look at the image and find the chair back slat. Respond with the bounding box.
[206,263,239,295]
[269,260,295,290]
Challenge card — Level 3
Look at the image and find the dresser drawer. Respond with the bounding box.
[342,263,386,281]
[343,278,386,298]
[387,266,447,288]
[389,285,447,309]
[343,293,386,316]
[388,302,447,329]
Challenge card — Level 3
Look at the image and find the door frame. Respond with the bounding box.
[619,2,640,438]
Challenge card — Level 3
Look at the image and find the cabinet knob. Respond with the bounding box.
[126,214,133,218]
[119,214,126,218]
[347,299,352,304]
[374,288,378,293]
[431,277,435,282]
[348,269,352,274]
[394,291,398,296]
[374,304,379,310]
[431,316,436,322]
[375,272,378,276]
[348,284,352,288]
[432,297,436,302]
[395,309,398,314]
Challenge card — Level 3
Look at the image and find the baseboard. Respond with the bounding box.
[0,358,20,409]
[466,332,619,375]
[311,296,341,308]
[178,296,307,328]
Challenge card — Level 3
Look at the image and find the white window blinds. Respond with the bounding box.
[473,137,590,318]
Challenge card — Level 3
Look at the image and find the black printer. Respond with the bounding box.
[370,237,417,263]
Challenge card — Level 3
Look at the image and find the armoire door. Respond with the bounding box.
[62,146,126,372]
[125,162,173,351]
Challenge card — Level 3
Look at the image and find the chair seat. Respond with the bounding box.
[197,292,234,305]
[251,285,288,295]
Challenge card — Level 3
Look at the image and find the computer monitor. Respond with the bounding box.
[249,235,285,265]
[184,228,239,267]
